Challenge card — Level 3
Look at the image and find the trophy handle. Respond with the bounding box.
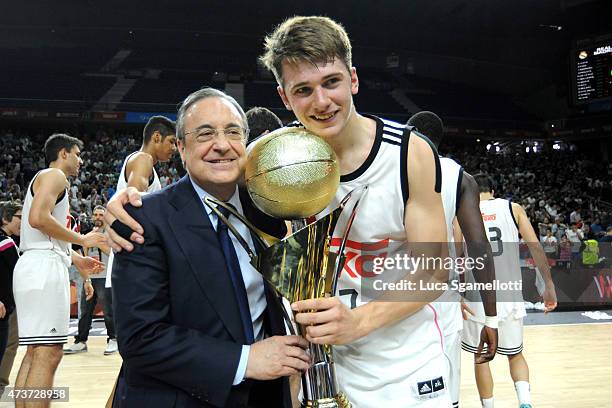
[331,185,369,296]
[203,196,270,260]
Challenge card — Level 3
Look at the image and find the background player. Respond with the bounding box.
[461,173,557,408]
[408,110,498,408]
[104,115,176,291]
[245,106,283,144]
[12,134,104,408]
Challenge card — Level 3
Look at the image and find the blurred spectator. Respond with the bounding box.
[541,228,558,258]
[570,207,582,224]
[566,223,584,260]
[600,226,612,243]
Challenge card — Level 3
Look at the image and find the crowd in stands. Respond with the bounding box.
[1,128,611,244]
[443,142,612,244]
[0,128,183,232]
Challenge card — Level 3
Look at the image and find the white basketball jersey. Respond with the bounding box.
[433,157,463,335]
[106,151,162,288]
[116,151,161,193]
[19,171,71,263]
[468,198,525,321]
[316,116,449,406]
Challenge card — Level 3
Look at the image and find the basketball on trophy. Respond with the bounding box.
[245,127,340,219]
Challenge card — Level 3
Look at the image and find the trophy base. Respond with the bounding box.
[301,393,351,408]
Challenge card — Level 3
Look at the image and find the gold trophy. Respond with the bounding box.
[204,128,365,407]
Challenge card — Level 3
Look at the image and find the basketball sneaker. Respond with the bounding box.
[104,339,118,355]
[63,341,87,354]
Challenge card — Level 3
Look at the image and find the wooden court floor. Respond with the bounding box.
[2,323,611,407]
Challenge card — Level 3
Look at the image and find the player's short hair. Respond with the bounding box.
[473,173,496,193]
[176,87,248,141]
[0,201,22,224]
[407,111,444,147]
[93,205,105,213]
[143,116,176,144]
[44,133,84,165]
[246,107,283,143]
[260,16,352,85]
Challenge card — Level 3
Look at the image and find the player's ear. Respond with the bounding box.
[277,86,292,111]
[177,138,186,161]
[153,131,162,144]
[350,67,359,95]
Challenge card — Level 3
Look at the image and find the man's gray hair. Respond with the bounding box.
[176,87,248,140]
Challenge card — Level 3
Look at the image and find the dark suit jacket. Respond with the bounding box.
[112,176,291,408]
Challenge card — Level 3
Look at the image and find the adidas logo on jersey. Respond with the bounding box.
[50,328,57,334]
[418,381,432,395]
[417,377,445,395]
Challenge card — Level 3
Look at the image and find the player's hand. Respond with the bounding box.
[103,187,144,252]
[292,297,363,345]
[460,300,474,320]
[74,255,105,275]
[83,281,95,301]
[475,326,498,364]
[0,301,5,319]
[82,231,106,248]
[245,335,310,380]
[543,281,558,314]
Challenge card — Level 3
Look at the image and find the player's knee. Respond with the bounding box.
[32,345,64,364]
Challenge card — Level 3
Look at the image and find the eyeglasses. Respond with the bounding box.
[185,126,248,143]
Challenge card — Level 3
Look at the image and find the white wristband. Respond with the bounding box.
[484,315,499,329]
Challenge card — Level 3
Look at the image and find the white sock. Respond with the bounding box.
[481,396,494,408]
[515,381,531,404]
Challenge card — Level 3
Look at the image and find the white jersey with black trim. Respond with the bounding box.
[433,157,463,334]
[316,115,450,407]
[19,171,71,263]
[468,198,525,321]
[106,151,162,288]
[116,151,161,193]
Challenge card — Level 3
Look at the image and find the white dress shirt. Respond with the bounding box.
[189,178,266,385]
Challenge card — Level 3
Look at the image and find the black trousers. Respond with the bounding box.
[75,278,116,342]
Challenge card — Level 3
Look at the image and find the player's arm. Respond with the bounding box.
[29,169,104,248]
[456,172,497,317]
[125,153,155,193]
[455,172,498,362]
[452,217,464,257]
[512,203,557,312]
[293,133,447,345]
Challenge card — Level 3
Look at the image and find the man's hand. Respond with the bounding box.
[245,335,310,380]
[292,297,363,345]
[83,280,95,301]
[82,231,106,248]
[74,255,105,275]
[0,301,5,319]
[543,281,558,313]
[475,326,498,364]
[103,187,144,252]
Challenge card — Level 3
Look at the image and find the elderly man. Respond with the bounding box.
[110,88,308,408]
